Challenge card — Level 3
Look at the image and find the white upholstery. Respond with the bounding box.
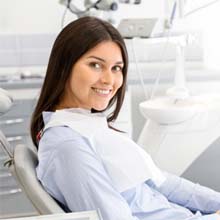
[9,144,64,214]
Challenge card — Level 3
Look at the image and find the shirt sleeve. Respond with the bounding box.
[147,171,220,214]
[42,136,138,220]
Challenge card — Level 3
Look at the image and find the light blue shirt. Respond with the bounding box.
[36,112,220,220]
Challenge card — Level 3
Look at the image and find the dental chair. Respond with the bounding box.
[0,88,64,215]
[2,139,64,215]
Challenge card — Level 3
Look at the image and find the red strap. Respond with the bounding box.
[36,130,43,141]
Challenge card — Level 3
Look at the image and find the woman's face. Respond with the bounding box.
[60,41,124,111]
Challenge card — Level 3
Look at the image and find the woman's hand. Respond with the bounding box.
[216,210,220,215]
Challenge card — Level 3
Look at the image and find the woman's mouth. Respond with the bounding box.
[92,88,112,95]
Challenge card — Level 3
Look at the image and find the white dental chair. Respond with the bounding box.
[3,140,65,215]
[0,88,64,215]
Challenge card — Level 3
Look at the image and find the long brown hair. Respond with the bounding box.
[31,16,128,147]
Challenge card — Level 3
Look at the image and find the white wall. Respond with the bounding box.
[184,1,220,70]
[169,0,220,70]
[0,0,65,34]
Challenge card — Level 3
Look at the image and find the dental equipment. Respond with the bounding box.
[138,0,220,191]
[59,0,141,24]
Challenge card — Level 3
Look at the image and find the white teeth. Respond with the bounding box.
[93,88,111,95]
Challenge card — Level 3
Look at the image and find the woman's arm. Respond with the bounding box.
[146,171,220,214]
[41,134,138,220]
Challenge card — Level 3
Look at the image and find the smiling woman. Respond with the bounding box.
[31,16,128,147]
[31,16,220,220]
[57,41,124,111]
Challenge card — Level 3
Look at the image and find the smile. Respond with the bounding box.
[92,88,112,95]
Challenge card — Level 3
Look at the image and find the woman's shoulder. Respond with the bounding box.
[37,125,97,173]
[39,126,85,152]
[44,125,78,139]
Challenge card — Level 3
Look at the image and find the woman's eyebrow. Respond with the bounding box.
[87,56,105,62]
[87,56,124,65]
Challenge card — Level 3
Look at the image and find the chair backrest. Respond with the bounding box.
[9,144,64,215]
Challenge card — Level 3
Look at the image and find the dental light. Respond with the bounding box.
[59,0,141,20]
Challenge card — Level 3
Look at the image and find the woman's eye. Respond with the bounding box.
[89,62,101,69]
[112,65,122,72]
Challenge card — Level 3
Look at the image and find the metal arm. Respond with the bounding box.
[59,0,141,18]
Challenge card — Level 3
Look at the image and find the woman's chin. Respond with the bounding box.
[92,104,108,112]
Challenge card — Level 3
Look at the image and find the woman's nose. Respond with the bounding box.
[101,70,113,85]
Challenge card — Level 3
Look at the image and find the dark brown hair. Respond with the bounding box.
[31,16,128,147]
